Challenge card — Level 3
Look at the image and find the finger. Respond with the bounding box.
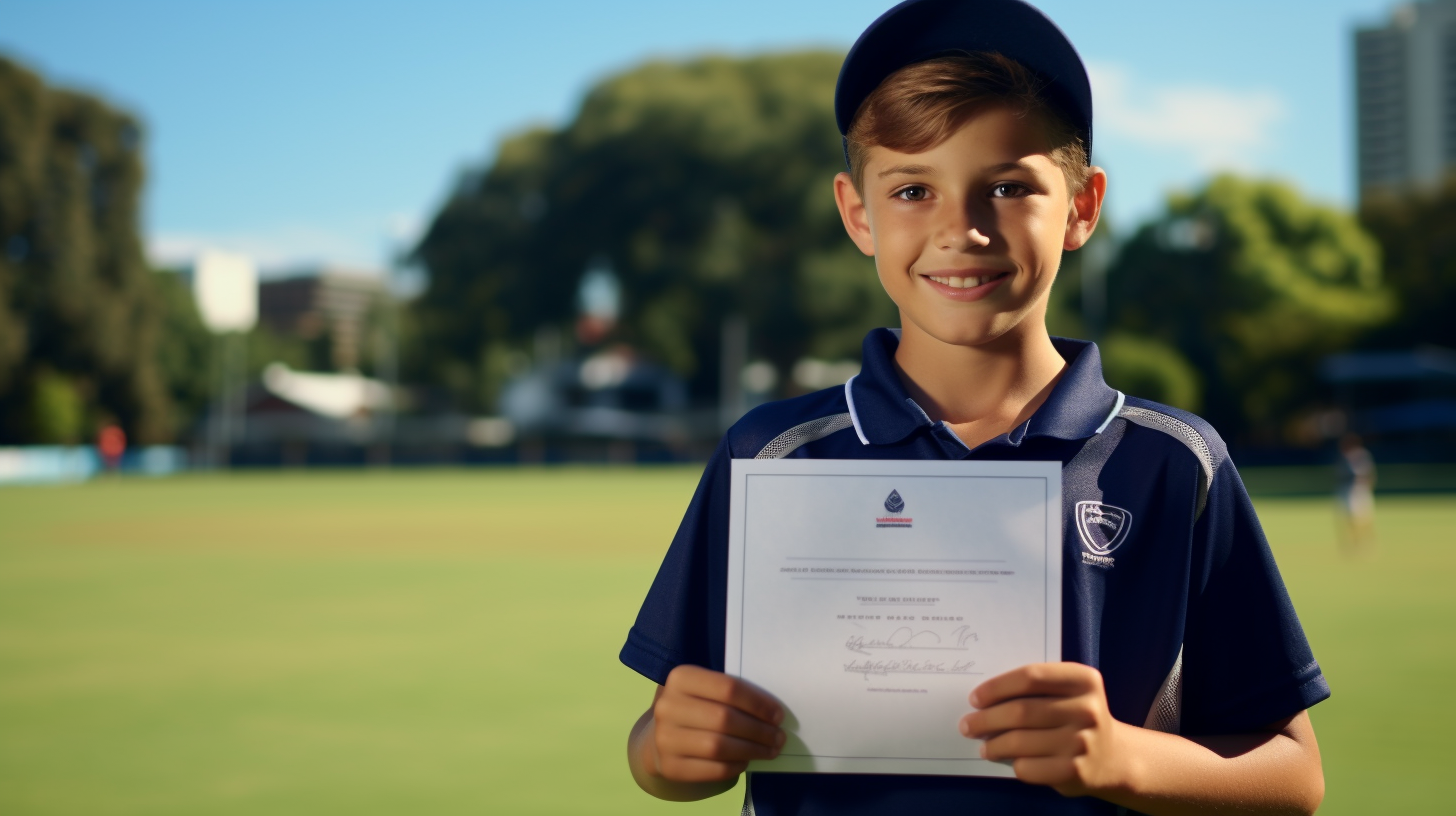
[666,665,784,725]
[961,696,1093,738]
[980,727,1076,761]
[655,754,749,783]
[1012,755,1077,789]
[658,723,781,762]
[656,694,785,748]
[970,663,1100,709]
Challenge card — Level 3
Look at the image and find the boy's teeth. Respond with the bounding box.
[929,274,999,288]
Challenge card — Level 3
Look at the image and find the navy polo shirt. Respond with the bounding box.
[621,328,1330,816]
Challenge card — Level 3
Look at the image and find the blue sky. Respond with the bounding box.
[1,0,1397,276]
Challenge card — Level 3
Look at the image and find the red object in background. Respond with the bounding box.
[98,425,127,469]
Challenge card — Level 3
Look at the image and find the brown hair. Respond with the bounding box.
[846,52,1091,197]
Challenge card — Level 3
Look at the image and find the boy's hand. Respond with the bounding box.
[644,665,786,784]
[959,662,1134,798]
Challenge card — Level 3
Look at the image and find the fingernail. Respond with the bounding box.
[969,691,981,708]
[773,709,785,725]
[979,744,988,759]
[774,731,787,747]
[959,719,971,736]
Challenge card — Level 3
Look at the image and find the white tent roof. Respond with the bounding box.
[261,363,392,419]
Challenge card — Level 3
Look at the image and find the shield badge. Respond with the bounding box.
[1076,501,1133,556]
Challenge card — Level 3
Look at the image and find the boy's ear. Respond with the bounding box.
[834,172,876,257]
[1064,167,1107,251]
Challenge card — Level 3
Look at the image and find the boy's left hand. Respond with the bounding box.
[959,662,1134,798]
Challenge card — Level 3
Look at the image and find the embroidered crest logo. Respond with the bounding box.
[884,490,905,514]
[1076,501,1132,567]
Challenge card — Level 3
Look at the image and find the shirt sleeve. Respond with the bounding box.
[1180,461,1331,735]
[619,439,732,685]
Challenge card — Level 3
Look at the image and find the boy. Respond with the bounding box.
[621,1,1329,813]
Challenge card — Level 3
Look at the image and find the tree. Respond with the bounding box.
[0,56,173,443]
[1359,178,1456,349]
[412,52,891,410]
[1106,175,1392,444]
[150,271,212,435]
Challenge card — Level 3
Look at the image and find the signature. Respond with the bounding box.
[844,658,979,678]
[845,625,978,655]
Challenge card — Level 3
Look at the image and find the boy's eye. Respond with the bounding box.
[893,186,929,202]
[990,183,1030,198]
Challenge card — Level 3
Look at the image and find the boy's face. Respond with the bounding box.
[834,105,1104,349]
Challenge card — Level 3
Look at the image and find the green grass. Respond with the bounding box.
[0,469,1451,814]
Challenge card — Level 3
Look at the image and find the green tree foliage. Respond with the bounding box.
[1099,332,1202,413]
[0,57,173,443]
[25,366,85,443]
[1359,179,1456,349]
[151,270,214,433]
[1107,175,1392,443]
[412,52,890,409]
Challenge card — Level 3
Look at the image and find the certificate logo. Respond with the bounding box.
[877,490,912,528]
[1076,501,1132,566]
[883,490,905,514]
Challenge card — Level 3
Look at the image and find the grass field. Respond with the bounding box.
[0,468,1451,814]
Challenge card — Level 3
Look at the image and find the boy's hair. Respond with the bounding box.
[846,52,1092,198]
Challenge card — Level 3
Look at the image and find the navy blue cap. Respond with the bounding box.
[835,0,1093,161]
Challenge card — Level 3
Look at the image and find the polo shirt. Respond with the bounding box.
[621,327,1330,816]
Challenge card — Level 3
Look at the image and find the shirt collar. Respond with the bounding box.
[845,328,1123,448]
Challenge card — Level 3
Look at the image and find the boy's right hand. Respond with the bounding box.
[644,664,787,783]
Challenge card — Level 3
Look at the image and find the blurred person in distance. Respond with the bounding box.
[1335,432,1376,554]
[98,424,126,471]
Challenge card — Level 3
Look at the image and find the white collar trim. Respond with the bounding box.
[844,375,871,446]
[1095,391,1126,434]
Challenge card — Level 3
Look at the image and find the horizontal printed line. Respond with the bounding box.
[847,670,984,675]
[792,578,997,583]
[776,753,994,760]
[854,646,969,650]
[786,557,1006,563]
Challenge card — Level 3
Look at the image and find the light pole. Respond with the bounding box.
[191,251,258,469]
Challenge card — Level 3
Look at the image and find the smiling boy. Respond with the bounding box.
[620,2,1329,814]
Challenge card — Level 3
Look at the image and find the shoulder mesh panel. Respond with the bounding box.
[1118,405,1216,518]
[754,413,854,459]
[1142,646,1183,734]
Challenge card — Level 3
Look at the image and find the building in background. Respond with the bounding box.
[258,268,386,372]
[1354,0,1456,199]
[1321,347,1456,460]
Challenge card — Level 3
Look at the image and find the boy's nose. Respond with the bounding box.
[937,225,993,251]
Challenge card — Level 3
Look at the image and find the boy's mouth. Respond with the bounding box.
[924,272,1007,289]
[920,270,1011,302]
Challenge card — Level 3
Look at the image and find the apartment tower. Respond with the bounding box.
[1355,0,1456,198]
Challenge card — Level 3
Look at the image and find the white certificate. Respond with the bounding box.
[725,458,1062,777]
